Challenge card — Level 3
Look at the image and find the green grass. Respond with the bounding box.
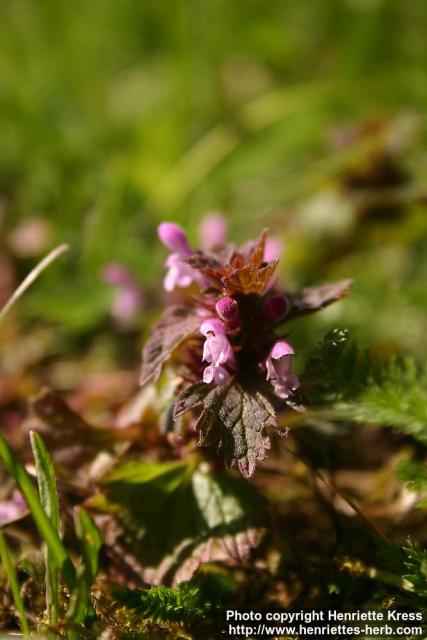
[1,0,427,336]
[0,530,30,638]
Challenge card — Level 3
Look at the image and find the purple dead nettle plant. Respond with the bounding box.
[140,216,351,478]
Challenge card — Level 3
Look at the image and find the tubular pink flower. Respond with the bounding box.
[163,253,195,291]
[199,212,228,251]
[158,222,199,291]
[200,318,225,336]
[266,340,299,399]
[203,362,231,384]
[200,319,234,384]
[158,222,192,256]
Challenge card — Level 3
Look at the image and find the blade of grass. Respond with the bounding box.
[30,431,61,630]
[66,507,101,626]
[0,529,30,638]
[0,243,69,322]
[0,433,76,590]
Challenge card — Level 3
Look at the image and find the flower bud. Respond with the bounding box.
[263,295,289,322]
[216,296,239,323]
[158,222,192,255]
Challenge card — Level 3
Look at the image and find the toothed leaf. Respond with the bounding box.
[140,306,201,386]
[175,381,276,478]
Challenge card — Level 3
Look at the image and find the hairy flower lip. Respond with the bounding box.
[200,318,225,336]
[270,340,295,359]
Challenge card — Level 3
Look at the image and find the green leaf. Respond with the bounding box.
[114,583,210,625]
[175,381,276,478]
[403,538,427,596]
[30,431,61,533]
[104,458,187,489]
[75,507,102,581]
[30,431,61,629]
[396,459,427,510]
[113,570,236,635]
[353,358,427,443]
[140,305,201,386]
[397,460,427,493]
[0,433,76,591]
[302,328,370,402]
[303,331,427,444]
[90,460,265,585]
[66,507,102,625]
[0,529,30,638]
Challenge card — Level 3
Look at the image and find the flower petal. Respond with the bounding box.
[158,222,192,255]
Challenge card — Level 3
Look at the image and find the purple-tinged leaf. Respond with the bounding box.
[173,382,211,419]
[140,306,201,386]
[175,381,276,478]
[286,279,352,320]
[185,252,222,273]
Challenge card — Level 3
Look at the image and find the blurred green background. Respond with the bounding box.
[1,0,427,363]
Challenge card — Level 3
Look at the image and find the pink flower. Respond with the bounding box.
[200,319,235,384]
[163,253,196,292]
[199,212,228,251]
[158,222,192,256]
[102,263,133,286]
[111,287,144,323]
[200,318,226,336]
[0,490,26,526]
[266,340,299,399]
[102,263,144,324]
[264,236,283,262]
[158,222,198,291]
